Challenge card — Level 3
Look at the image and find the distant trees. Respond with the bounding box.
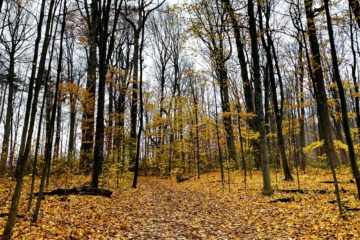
[0,1,32,174]
[4,0,360,237]
[189,0,238,170]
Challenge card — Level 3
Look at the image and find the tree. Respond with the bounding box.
[2,0,57,237]
[77,0,98,173]
[0,1,31,174]
[257,0,293,181]
[303,0,342,216]
[189,0,238,170]
[220,0,260,168]
[349,0,360,28]
[248,0,272,195]
[324,0,360,199]
[121,0,165,188]
[32,0,68,222]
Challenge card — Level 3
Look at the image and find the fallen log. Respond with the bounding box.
[176,174,194,183]
[270,197,294,203]
[0,213,25,218]
[278,188,347,194]
[328,201,360,211]
[176,175,191,183]
[33,186,112,198]
[320,181,342,184]
[344,206,360,211]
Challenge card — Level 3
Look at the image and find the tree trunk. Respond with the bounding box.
[324,0,360,199]
[304,0,343,216]
[297,38,307,171]
[80,0,97,173]
[258,2,293,181]
[2,0,55,237]
[32,0,66,222]
[248,0,272,195]
[0,55,15,175]
[349,6,360,145]
[221,0,257,169]
[92,0,112,189]
[349,0,360,28]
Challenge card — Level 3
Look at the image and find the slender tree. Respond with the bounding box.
[2,0,56,237]
[304,0,343,216]
[248,0,272,195]
[257,0,293,181]
[324,0,360,198]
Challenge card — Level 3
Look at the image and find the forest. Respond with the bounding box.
[1,0,360,239]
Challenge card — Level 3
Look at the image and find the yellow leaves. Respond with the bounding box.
[327,98,338,107]
[313,224,319,231]
[348,92,360,98]
[2,169,360,239]
[248,131,260,140]
[333,140,348,152]
[303,140,324,154]
[303,140,348,155]
[60,82,81,96]
[221,111,237,117]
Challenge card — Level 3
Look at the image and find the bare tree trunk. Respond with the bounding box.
[304,0,343,216]
[79,0,97,173]
[248,0,272,195]
[324,0,360,199]
[258,1,293,181]
[32,0,67,222]
[221,0,260,168]
[0,55,15,175]
[2,0,55,237]
[350,0,360,28]
[349,6,360,144]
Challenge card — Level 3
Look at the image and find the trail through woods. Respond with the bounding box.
[1,170,360,239]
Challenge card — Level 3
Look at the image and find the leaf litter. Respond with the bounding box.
[1,168,360,239]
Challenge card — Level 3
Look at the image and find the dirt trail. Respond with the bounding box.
[116,178,255,239]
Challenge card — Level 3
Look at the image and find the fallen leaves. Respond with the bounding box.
[1,168,360,239]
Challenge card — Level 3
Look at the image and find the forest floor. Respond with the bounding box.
[1,169,360,239]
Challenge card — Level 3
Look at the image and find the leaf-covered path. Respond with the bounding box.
[114,178,256,239]
[2,170,360,239]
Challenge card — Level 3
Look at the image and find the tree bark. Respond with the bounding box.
[258,1,293,181]
[248,0,272,195]
[304,0,343,216]
[324,0,360,199]
[2,0,55,237]
[0,55,15,175]
[80,0,98,173]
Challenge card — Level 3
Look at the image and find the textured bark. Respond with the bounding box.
[129,30,140,171]
[258,1,293,181]
[92,0,113,189]
[304,0,343,216]
[2,0,55,237]
[80,0,97,173]
[324,0,360,199]
[221,0,259,168]
[0,57,14,175]
[248,0,272,195]
[33,0,67,222]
